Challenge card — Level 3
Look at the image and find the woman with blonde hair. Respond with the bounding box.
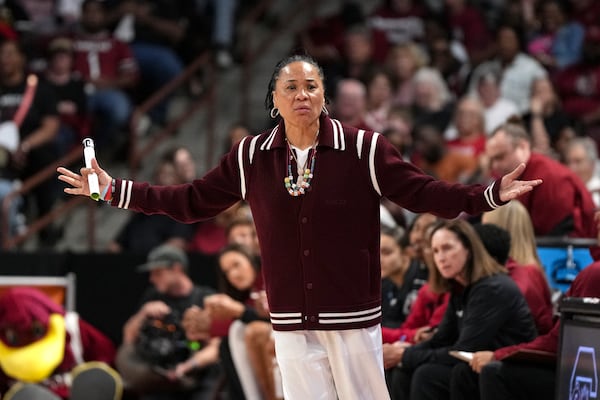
[482,200,542,268]
[482,200,554,335]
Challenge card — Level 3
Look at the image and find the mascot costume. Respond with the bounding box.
[0,287,122,400]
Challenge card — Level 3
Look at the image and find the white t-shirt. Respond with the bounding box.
[291,145,311,185]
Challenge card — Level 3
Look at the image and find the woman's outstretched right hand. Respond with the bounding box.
[57,158,113,198]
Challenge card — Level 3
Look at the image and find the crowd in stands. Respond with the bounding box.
[0,0,244,247]
[4,0,600,399]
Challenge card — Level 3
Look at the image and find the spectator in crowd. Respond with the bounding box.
[380,225,422,329]
[381,215,448,346]
[527,0,584,71]
[196,0,238,69]
[187,201,246,256]
[0,39,60,244]
[523,77,575,158]
[226,216,259,257]
[14,0,61,35]
[0,3,19,41]
[412,124,478,183]
[568,0,600,29]
[368,0,427,60]
[553,27,600,138]
[332,25,378,91]
[475,221,553,335]
[162,146,197,183]
[72,0,139,151]
[110,0,189,125]
[44,37,89,156]
[411,67,455,133]
[468,261,600,400]
[474,66,519,135]
[204,244,269,400]
[386,42,427,107]
[364,68,395,132]
[444,0,493,66]
[469,25,547,114]
[387,219,537,400]
[116,244,221,399]
[382,107,413,161]
[486,120,597,238]
[423,17,469,96]
[107,159,193,253]
[296,1,366,83]
[331,78,370,130]
[482,200,542,268]
[565,136,600,207]
[446,96,488,159]
[224,123,250,154]
[406,213,437,273]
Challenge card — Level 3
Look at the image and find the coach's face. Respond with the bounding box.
[272,61,325,128]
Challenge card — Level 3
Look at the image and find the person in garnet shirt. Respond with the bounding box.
[486,119,597,238]
[58,54,542,400]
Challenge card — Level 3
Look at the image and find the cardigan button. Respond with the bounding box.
[303,249,310,256]
[301,216,308,223]
[306,282,313,290]
[310,316,316,322]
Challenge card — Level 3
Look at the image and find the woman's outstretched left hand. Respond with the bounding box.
[498,163,542,202]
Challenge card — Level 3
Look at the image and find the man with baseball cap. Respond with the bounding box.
[116,245,221,399]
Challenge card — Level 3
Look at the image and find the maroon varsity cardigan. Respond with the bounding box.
[110,115,504,331]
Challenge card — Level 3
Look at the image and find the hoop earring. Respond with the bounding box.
[322,105,329,115]
[270,107,280,119]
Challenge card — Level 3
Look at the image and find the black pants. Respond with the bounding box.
[479,361,555,400]
[391,362,480,400]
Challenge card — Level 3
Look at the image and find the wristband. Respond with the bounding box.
[101,182,111,202]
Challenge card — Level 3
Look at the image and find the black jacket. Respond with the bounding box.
[402,273,537,368]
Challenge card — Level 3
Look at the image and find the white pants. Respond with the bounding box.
[272,325,391,400]
[228,320,263,400]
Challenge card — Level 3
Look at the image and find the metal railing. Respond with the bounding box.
[1,0,307,250]
[128,52,216,176]
[1,53,215,250]
[1,147,87,250]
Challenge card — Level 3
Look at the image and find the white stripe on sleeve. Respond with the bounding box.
[369,133,382,196]
[123,180,133,209]
[356,129,365,159]
[117,180,126,208]
[331,118,339,149]
[333,119,345,150]
[484,181,500,209]
[238,137,248,199]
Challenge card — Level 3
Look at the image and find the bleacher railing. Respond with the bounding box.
[1,0,313,250]
[1,53,215,250]
[128,52,216,177]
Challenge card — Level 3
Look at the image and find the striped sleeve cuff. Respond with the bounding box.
[110,179,134,209]
[483,180,507,210]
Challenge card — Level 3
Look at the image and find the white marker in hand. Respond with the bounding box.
[82,138,100,200]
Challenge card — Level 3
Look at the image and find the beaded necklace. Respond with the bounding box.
[284,133,318,196]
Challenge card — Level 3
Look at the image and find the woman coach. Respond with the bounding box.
[58,54,541,399]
